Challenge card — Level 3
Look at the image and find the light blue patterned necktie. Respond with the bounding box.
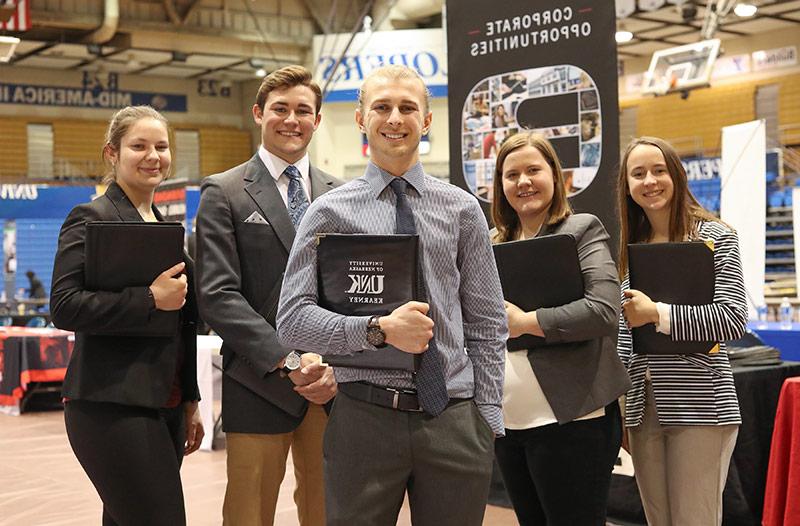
[285,165,309,229]
[389,177,449,416]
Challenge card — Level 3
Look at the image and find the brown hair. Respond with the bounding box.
[491,132,572,243]
[616,136,721,277]
[357,65,431,114]
[255,65,322,114]
[101,105,171,185]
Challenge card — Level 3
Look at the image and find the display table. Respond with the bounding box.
[603,361,800,525]
[1,329,223,445]
[196,334,222,451]
[0,327,74,414]
[750,322,800,361]
[762,376,800,526]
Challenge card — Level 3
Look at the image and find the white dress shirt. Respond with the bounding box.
[258,145,311,205]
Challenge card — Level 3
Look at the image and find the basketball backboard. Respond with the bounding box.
[641,39,721,96]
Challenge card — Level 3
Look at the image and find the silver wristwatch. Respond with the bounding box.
[281,351,302,374]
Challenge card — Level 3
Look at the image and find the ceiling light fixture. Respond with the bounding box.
[615,29,634,43]
[733,3,757,17]
[0,36,20,63]
[255,67,267,78]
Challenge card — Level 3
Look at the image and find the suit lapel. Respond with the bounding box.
[242,155,295,254]
[310,165,336,201]
[104,182,146,222]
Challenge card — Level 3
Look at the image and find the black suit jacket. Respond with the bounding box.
[196,154,341,434]
[51,182,200,408]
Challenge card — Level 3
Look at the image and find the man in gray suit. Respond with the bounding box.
[195,65,341,526]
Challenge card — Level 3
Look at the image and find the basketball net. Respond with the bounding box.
[654,73,679,96]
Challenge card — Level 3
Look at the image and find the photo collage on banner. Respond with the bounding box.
[461,65,603,201]
[446,0,620,244]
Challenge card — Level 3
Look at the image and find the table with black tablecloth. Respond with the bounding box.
[0,327,73,413]
[488,361,800,525]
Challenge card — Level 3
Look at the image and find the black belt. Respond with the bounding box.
[339,381,471,412]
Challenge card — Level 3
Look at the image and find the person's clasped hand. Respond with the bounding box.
[622,289,659,329]
[149,262,188,311]
[381,301,434,354]
[291,353,337,405]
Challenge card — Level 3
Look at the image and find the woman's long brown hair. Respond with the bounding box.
[617,136,721,278]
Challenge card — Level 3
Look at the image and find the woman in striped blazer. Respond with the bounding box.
[617,136,747,526]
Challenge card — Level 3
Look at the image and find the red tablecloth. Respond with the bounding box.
[763,376,800,526]
[0,327,73,407]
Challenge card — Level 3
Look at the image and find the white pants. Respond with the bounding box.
[628,381,739,526]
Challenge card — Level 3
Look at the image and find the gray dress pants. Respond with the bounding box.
[322,392,495,526]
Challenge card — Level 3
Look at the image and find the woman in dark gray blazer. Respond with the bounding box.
[50,106,203,526]
[490,132,630,526]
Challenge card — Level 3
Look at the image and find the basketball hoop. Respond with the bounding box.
[640,39,721,97]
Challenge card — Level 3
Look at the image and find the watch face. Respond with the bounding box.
[285,352,302,370]
[367,327,385,347]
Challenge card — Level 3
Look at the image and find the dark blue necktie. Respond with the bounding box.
[285,165,309,228]
[389,177,449,416]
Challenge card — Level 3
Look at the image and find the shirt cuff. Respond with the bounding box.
[655,302,671,335]
[344,315,373,353]
[477,403,504,437]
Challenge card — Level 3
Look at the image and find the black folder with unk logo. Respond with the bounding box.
[316,233,420,371]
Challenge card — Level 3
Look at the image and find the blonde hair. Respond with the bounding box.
[491,132,573,243]
[357,65,431,114]
[101,105,172,184]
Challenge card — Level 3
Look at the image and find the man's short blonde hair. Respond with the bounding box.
[357,65,431,114]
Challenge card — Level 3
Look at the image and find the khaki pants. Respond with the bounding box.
[223,404,327,526]
[629,382,738,526]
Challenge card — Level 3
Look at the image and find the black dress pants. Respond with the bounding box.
[64,399,186,526]
[494,402,621,526]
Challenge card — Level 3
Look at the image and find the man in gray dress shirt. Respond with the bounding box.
[276,65,507,526]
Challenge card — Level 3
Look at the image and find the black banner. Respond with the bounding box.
[445,0,619,249]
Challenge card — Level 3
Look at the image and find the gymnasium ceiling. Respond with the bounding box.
[1,0,799,81]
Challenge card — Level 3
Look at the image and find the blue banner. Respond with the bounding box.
[0,82,187,112]
[0,185,96,219]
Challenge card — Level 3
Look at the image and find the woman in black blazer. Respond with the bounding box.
[490,132,630,526]
[50,105,203,526]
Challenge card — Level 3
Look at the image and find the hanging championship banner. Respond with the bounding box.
[445,0,619,244]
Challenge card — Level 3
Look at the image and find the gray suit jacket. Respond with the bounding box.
[494,213,631,424]
[196,154,341,434]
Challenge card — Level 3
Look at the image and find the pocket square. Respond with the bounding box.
[244,211,269,225]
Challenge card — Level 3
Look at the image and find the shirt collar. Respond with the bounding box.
[364,161,426,199]
[258,145,310,182]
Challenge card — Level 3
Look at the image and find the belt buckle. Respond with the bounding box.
[386,386,422,412]
[386,387,402,409]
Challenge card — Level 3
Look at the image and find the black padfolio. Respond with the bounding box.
[628,241,717,355]
[492,234,584,351]
[316,233,420,370]
[84,221,184,337]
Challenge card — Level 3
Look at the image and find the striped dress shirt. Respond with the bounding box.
[276,161,508,434]
[618,220,747,427]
